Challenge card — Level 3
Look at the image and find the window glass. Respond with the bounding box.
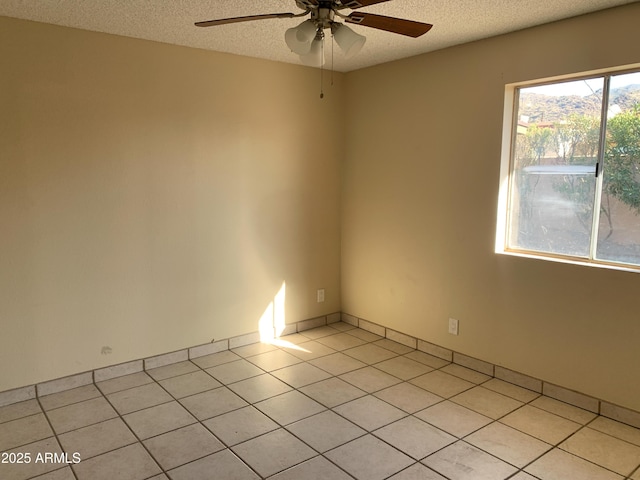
[508,78,604,257]
[596,71,640,266]
[502,69,640,270]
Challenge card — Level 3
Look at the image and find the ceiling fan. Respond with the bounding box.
[195,0,433,67]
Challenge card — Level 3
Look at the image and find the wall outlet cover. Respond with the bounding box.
[448,318,459,335]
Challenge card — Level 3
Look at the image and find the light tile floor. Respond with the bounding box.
[2,322,640,480]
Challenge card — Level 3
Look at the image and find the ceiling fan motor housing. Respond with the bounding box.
[313,6,336,29]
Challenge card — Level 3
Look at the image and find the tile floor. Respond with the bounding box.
[1,322,640,480]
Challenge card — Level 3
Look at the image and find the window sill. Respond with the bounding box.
[496,248,640,275]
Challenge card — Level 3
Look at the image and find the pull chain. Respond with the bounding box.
[331,32,334,87]
[320,36,324,99]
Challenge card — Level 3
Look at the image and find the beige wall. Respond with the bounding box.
[2,4,640,412]
[342,4,640,411]
[0,17,343,392]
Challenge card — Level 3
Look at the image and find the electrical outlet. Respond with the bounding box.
[448,318,459,335]
[317,289,325,303]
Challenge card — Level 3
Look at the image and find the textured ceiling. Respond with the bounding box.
[0,0,636,72]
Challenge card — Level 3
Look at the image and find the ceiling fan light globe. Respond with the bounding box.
[332,23,366,58]
[300,37,324,67]
[285,27,311,54]
[284,19,316,54]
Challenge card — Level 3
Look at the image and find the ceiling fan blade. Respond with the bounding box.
[340,0,392,8]
[346,12,432,38]
[195,12,299,27]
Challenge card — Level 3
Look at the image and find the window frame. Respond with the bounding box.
[496,64,640,274]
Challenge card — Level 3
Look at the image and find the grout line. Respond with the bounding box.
[335,332,632,478]
[34,396,80,480]
[70,382,162,474]
[98,364,221,479]
[558,418,640,476]
[7,313,633,426]
[3,323,640,480]
[257,336,425,478]
[1,324,640,478]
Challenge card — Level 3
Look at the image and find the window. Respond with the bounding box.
[498,68,640,271]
